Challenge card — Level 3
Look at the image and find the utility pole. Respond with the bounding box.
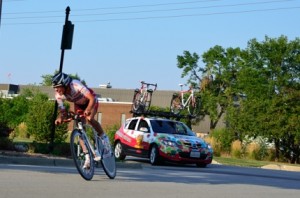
[0,0,3,28]
[49,6,74,152]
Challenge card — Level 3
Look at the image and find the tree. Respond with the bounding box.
[177,35,300,163]
[177,51,202,87]
[236,36,300,162]
[177,46,243,131]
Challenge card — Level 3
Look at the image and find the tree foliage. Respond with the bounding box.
[177,35,300,163]
[0,96,29,129]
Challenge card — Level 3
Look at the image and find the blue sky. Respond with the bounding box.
[0,0,300,91]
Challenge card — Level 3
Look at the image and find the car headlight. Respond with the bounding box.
[207,144,212,149]
[162,140,177,147]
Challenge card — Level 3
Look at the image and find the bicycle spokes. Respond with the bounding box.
[170,96,182,114]
[70,129,94,180]
[97,136,116,179]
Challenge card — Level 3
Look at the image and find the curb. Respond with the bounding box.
[1,154,299,172]
[0,155,142,169]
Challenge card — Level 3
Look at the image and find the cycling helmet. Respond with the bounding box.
[52,72,72,88]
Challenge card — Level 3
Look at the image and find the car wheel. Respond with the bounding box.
[196,163,207,168]
[114,141,126,160]
[149,145,161,165]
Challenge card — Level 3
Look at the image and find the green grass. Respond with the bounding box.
[12,137,34,143]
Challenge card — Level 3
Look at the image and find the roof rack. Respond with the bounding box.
[130,110,195,120]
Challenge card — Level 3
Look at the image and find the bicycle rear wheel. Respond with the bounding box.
[131,91,142,113]
[188,97,200,117]
[144,92,152,112]
[70,129,94,181]
[170,95,182,115]
[97,136,116,179]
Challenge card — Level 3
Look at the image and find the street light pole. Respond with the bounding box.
[49,6,74,153]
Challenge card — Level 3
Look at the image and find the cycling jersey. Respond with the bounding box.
[55,79,97,111]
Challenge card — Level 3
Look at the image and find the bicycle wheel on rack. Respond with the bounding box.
[170,95,182,115]
[144,92,152,112]
[131,91,142,113]
[188,97,201,117]
[70,129,94,181]
[97,136,116,179]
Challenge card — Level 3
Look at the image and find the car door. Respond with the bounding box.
[135,119,151,152]
[121,118,150,157]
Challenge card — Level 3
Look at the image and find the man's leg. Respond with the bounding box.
[89,118,105,136]
[87,107,105,137]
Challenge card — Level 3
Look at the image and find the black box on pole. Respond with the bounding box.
[61,20,74,50]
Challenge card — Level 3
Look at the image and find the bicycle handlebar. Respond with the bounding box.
[178,84,200,92]
[61,110,85,123]
[140,81,157,91]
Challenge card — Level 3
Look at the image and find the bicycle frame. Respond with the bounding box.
[170,84,200,116]
[138,81,157,102]
[75,119,98,158]
[66,110,116,180]
[178,85,195,109]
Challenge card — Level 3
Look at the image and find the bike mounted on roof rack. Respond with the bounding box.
[130,82,203,121]
[131,81,157,114]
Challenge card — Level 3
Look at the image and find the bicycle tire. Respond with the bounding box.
[131,91,142,113]
[170,95,182,115]
[70,129,94,181]
[97,136,116,179]
[144,92,152,112]
[188,97,200,117]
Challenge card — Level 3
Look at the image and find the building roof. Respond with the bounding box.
[0,84,19,93]
[18,85,175,108]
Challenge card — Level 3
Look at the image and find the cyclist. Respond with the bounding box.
[52,72,109,168]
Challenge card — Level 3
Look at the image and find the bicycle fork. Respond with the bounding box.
[77,122,98,158]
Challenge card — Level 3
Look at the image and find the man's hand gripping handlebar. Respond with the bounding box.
[55,110,85,125]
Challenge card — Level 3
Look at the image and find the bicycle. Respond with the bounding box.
[63,110,116,180]
[170,84,201,117]
[131,81,157,113]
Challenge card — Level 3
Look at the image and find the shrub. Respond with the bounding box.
[246,142,261,160]
[15,122,29,139]
[205,136,221,157]
[52,143,71,157]
[105,124,120,145]
[210,128,234,155]
[231,140,242,158]
[266,147,276,161]
[0,137,14,150]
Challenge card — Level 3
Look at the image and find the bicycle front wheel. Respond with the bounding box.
[70,129,94,181]
[170,95,182,115]
[97,136,116,179]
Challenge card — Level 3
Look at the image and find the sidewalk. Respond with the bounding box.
[261,164,300,172]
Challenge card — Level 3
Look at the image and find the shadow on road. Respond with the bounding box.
[115,157,300,190]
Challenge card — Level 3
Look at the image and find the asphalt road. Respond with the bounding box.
[0,162,300,198]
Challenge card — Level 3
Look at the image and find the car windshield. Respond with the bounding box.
[150,120,195,136]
